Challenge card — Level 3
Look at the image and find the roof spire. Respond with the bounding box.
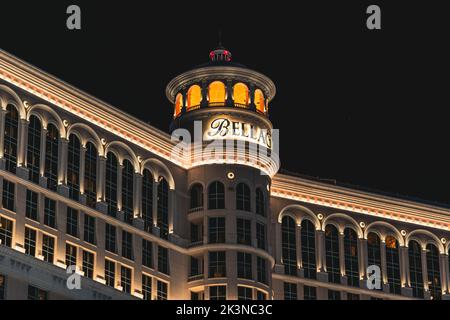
[210,30,232,62]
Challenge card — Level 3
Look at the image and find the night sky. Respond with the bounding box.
[1,1,449,205]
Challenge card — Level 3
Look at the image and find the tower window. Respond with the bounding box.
[254,89,265,114]
[208,81,226,106]
[233,82,249,107]
[187,85,202,111]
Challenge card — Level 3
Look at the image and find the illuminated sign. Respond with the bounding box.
[206,117,272,149]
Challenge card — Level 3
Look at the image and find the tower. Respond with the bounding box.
[166,47,278,299]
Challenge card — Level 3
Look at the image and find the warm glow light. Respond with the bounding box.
[208,81,226,105]
[187,85,202,111]
[174,93,183,117]
[233,83,249,106]
[254,89,265,113]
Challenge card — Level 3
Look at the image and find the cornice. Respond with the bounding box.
[272,173,450,231]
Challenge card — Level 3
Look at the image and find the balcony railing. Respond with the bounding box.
[188,274,204,282]
[189,240,204,248]
[188,206,204,214]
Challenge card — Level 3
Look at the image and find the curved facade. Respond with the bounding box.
[1,47,450,300]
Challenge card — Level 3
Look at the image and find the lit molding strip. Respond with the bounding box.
[272,174,450,231]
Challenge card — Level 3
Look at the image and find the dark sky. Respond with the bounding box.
[1,1,449,205]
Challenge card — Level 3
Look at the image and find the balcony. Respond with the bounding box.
[188,206,204,214]
[188,240,204,248]
[188,274,204,282]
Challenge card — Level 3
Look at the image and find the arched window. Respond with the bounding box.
[255,188,265,217]
[208,81,226,106]
[4,104,19,173]
[236,183,251,212]
[122,159,134,224]
[105,152,118,217]
[157,177,169,239]
[187,85,202,111]
[344,228,359,287]
[142,169,153,232]
[367,232,382,290]
[301,219,316,279]
[84,142,97,208]
[281,216,297,276]
[208,181,225,210]
[27,115,41,183]
[254,89,265,114]
[408,240,424,298]
[45,123,59,191]
[174,93,183,117]
[426,243,441,300]
[233,83,249,107]
[189,184,203,210]
[325,224,340,283]
[385,235,401,294]
[67,134,81,201]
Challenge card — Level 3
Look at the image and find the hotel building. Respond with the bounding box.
[0,47,450,300]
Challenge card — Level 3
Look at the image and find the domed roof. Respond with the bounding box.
[193,46,248,69]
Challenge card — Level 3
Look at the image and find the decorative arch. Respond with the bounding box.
[233,82,249,106]
[140,158,175,190]
[277,204,320,230]
[105,141,139,172]
[364,221,405,246]
[174,93,183,117]
[322,213,363,238]
[0,85,26,118]
[406,229,444,253]
[67,123,103,152]
[26,104,65,134]
[187,85,202,111]
[254,89,265,113]
[208,81,226,105]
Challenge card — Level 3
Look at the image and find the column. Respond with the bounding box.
[17,118,28,167]
[421,248,430,298]
[380,241,388,292]
[400,245,413,296]
[79,146,86,205]
[358,238,368,287]
[152,180,159,233]
[117,163,123,210]
[133,172,143,218]
[168,189,175,235]
[97,155,107,201]
[316,230,326,272]
[296,225,302,271]
[58,138,69,185]
[439,253,448,294]
[39,127,47,187]
[339,232,345,277]
[0,109,7,160]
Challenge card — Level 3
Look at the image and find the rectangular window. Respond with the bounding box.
[237,252,252,280]
[328,289,341,300]
[142,274,152,300]
[83,214,96,244]
[190,256,201,277]
[209,285,226,300]
[24,227,37,257]
[28,285,48,300]
[105,259,115,288]
[304,285,317,300]
[0,217,13,247]
[208,217,225,244]
[284,282,297,300]
[256,290,267,300]
[156,280,167,300]
[25,190,39,221]
[142,239,153,269]
[82,250,94,279]
[42,234,54,263]
[65,243,77,269]
[44,198,56,228]
[238,286,253,300]
[257,257,267,284]
[121,265,132,294]
[347,293,360,300]
[105,223,116,253]
[122,230,133,260]
[256,223,267,250]
[66,207,78,237]
[236,218,251,245]
[2,179,15,211]
[209,251,226,278]
[158,246,169,275]
[0,274,5,300]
